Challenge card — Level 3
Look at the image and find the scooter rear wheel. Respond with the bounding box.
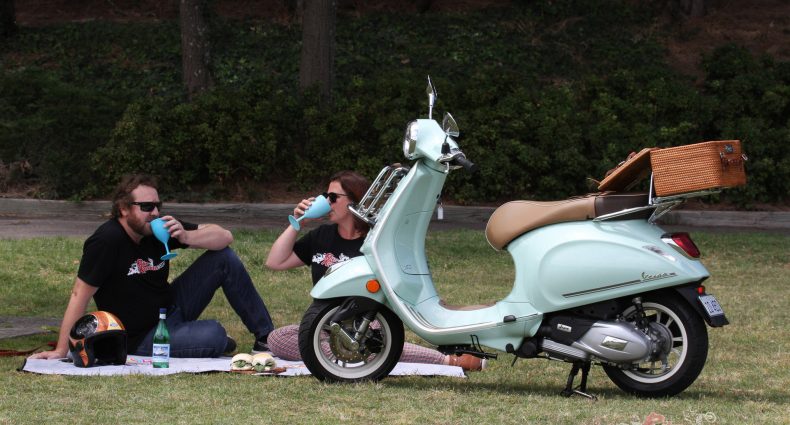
[603,292,708,397]
[298,298,404,383]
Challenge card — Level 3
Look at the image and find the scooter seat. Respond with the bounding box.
[486,196,596,250]
[485,192,651,250]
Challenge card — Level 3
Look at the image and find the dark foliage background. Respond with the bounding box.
[1,1,787,206]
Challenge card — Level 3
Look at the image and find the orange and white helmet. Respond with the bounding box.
[68,311,127,367]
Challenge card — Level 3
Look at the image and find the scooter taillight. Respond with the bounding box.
[669,232,701,258]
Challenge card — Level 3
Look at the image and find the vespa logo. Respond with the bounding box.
[641,271,677,282]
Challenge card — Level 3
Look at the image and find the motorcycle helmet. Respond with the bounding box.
[68,311,127,367]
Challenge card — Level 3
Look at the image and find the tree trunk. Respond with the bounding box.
[678,0,708,18]
[414,0,434,13]
[299,0,336,104]
[285,0,303,22]
[0,0,16,37]
[180,0,213,100]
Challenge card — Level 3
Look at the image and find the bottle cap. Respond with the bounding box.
[159,308,167,314]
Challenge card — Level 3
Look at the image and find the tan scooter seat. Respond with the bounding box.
[485,197,596,250]
[485,192,651,250]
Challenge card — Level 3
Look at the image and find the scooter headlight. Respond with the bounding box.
[403,120,418,160]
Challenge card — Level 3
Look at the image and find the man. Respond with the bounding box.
[31,174,273,360]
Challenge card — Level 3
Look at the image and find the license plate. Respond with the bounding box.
[699,294,725,317]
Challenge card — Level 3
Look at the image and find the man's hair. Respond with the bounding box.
[110,174,158,218]
[329,170,371,235]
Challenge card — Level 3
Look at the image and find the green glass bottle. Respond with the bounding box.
[152,308,170,368]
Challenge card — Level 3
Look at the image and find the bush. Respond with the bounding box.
[92,84,281,200]
[0,70,122,198]
[701,45,790,205]
[1,2,788,206]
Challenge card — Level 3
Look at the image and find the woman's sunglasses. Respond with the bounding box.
[131,201,163,212]
[323,192,349,203]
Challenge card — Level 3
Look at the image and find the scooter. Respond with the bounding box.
[297,78,729,398]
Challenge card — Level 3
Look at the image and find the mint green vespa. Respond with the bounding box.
[298,78,729,398]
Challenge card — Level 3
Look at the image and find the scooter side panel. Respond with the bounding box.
[394,211,433,275]
[505,220,710,313]
[310,256,386,304]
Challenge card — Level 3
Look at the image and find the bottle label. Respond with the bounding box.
[152,343,170,366]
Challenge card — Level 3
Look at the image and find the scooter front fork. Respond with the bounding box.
[330,311,376,352]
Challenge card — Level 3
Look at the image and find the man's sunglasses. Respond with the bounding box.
[131,201,162,212]
[323,192,349,203]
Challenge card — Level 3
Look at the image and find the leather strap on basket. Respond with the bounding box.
[605,151,638,177]
[720,152,748,169]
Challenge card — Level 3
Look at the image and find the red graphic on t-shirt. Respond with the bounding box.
[127,258,165,276]
[312,252,352,268]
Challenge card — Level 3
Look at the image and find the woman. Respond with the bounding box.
[265,170,485,371]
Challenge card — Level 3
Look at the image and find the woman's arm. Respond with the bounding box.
[265,225,306,270]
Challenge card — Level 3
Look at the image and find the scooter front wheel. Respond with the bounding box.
[603,292,709,397]
[298,298,404,383]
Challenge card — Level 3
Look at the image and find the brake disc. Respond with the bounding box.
[328,320,373,363]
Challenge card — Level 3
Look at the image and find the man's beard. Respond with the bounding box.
[127,214,151,237]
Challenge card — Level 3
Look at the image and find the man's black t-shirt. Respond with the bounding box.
[293,224,364,284]
[77,219,195,349]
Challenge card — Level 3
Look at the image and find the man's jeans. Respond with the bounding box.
[132,247,274,358]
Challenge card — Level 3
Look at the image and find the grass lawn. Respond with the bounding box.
[0,229,788,424]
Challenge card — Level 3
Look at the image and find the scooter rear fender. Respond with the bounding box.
[673,283,729,327]
[310,256,386,304]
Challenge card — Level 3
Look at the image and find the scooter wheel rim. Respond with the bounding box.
[312,307,395,380]
[620,302,688,383]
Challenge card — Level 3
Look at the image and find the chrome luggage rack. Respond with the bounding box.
[349,164,409,227]
[594,173,722,224]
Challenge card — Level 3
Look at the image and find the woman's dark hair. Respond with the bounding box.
[110,174,158,218]
[329,170,371,235]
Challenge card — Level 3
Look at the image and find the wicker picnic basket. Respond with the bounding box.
[650,140,747,197]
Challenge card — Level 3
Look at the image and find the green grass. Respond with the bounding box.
[0,230,788,424]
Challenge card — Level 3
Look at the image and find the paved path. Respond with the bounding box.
[1,198,789,239]
[0,316,61,340]
[0,198,499,238]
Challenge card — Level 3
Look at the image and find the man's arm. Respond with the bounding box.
[162,215,233,251]
[29,277,98,359]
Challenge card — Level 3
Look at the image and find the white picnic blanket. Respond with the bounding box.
[21,355,466,377]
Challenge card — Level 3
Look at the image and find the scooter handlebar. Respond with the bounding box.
[453,154,478,173]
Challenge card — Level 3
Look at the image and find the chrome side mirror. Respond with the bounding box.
[442,113,459,137]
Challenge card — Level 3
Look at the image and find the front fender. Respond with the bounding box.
[310,256,386,303]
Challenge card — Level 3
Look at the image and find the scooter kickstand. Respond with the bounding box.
[560,361,597,401]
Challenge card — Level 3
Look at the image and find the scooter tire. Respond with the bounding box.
[298,298,404,383]
[603,292,709,397]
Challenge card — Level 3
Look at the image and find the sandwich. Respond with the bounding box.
[252,352,277,373]
[230,353,254,371]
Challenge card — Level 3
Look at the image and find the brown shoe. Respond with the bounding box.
[448,354,487,371]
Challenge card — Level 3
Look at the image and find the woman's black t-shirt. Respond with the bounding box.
[77,219,194,348]
[293,224,364,285]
